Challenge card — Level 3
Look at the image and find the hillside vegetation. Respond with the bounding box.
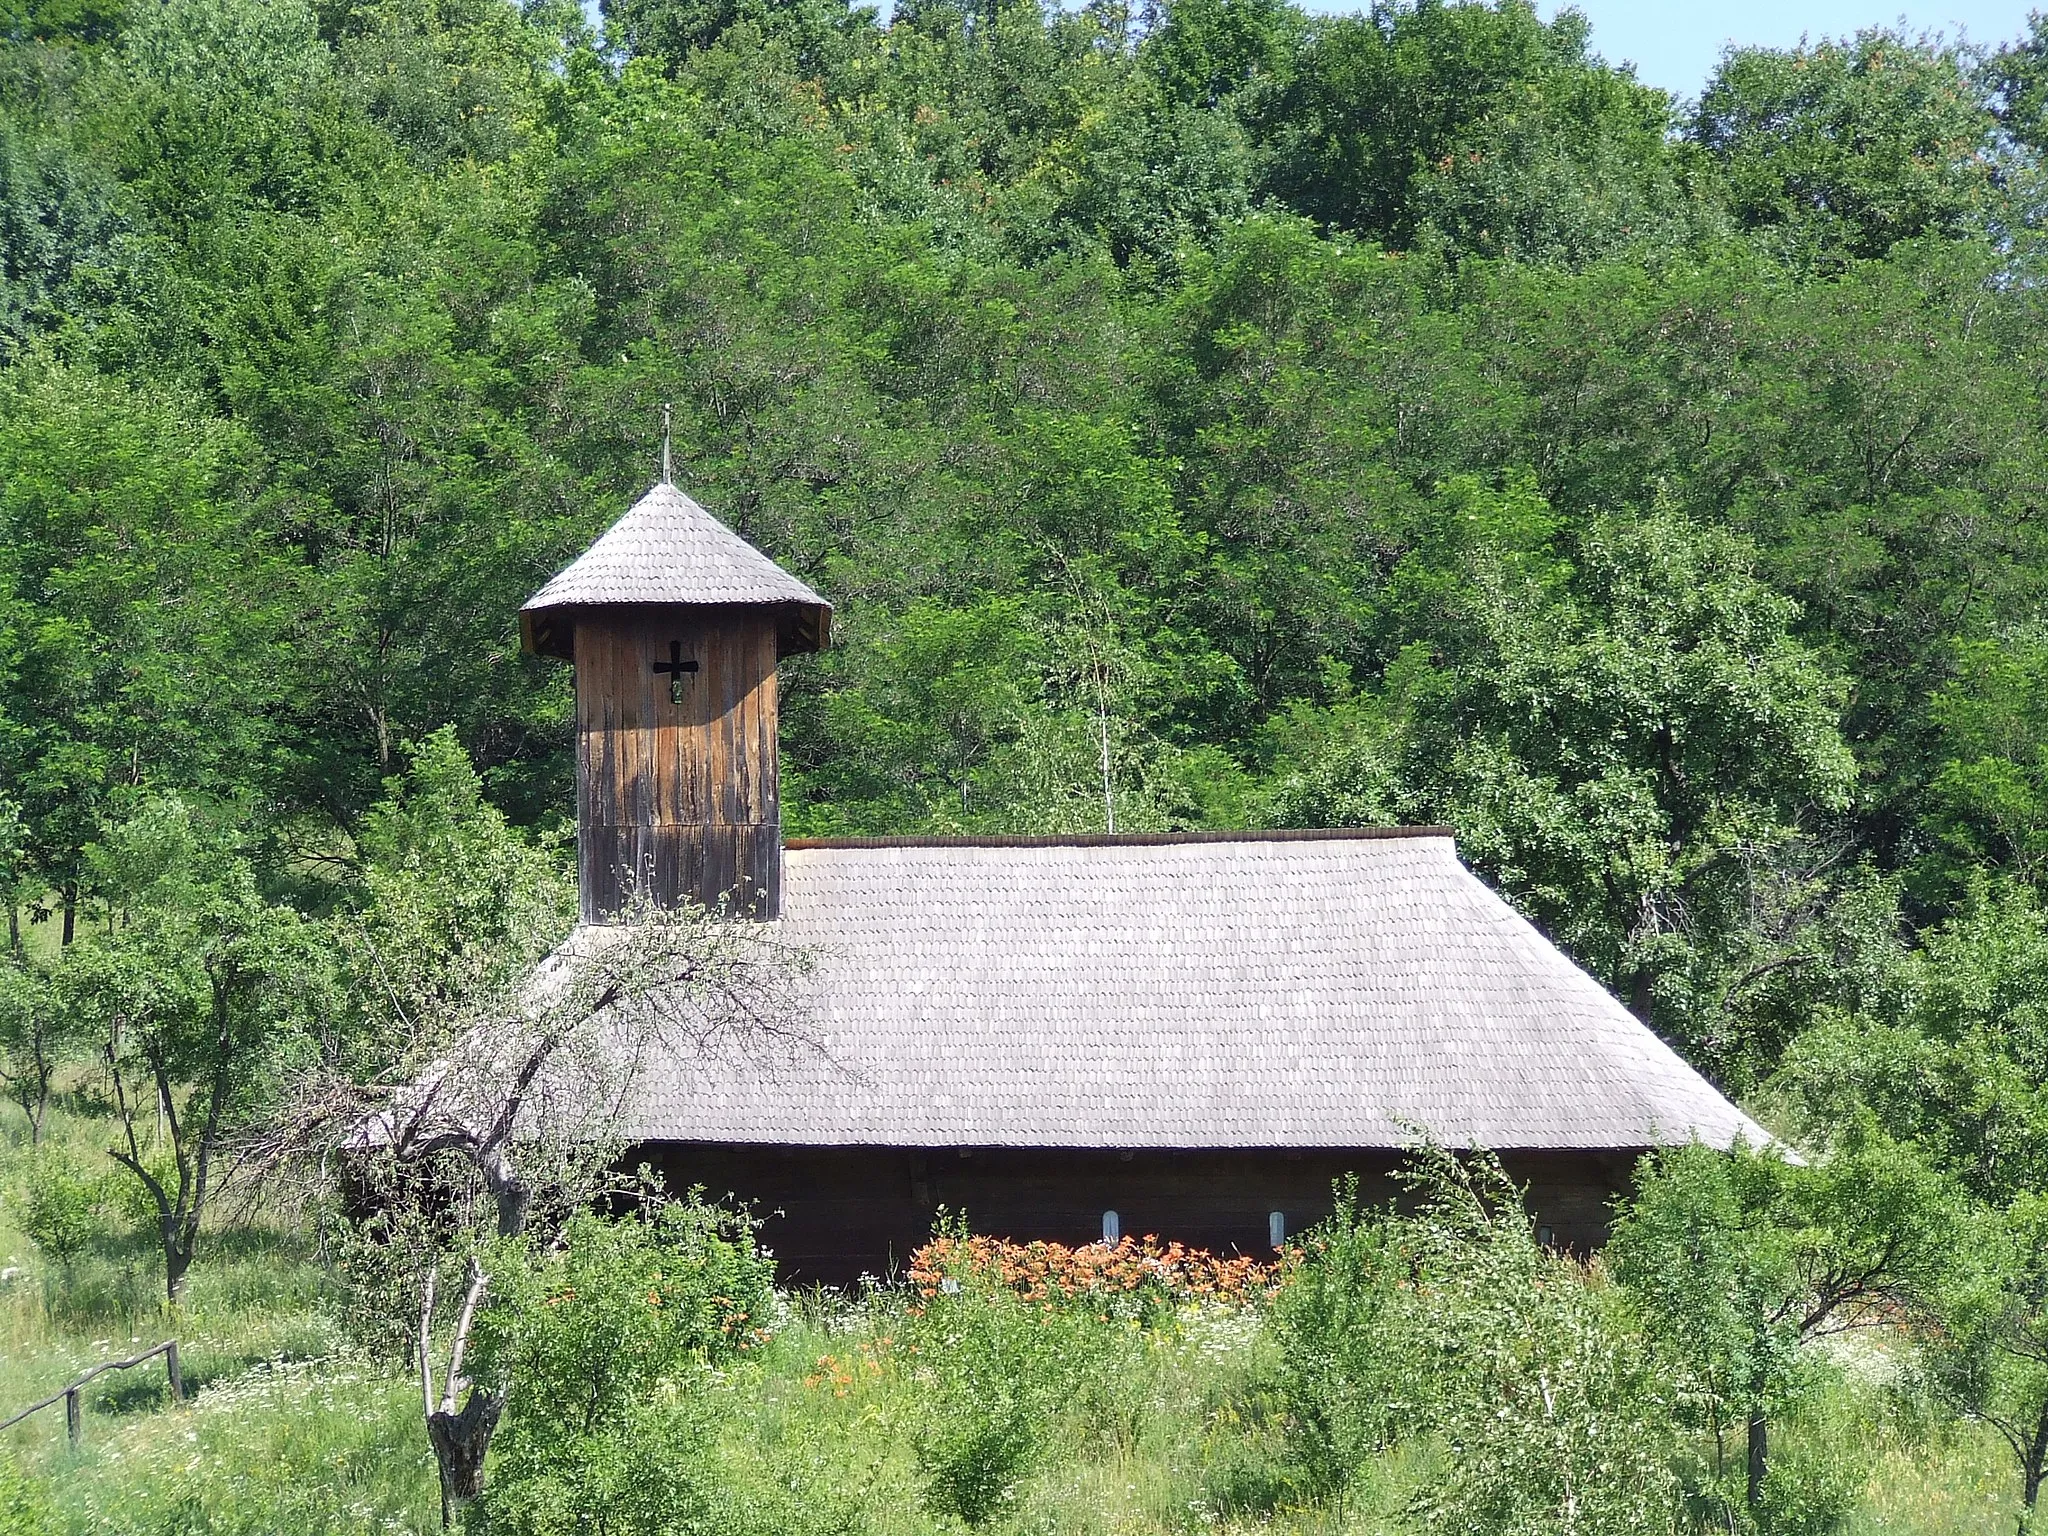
[7,0,2048,1530]
[0,1101,2027,1536]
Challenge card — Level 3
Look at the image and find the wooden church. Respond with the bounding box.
[521,474,1769,1284]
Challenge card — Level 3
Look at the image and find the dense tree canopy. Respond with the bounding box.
[2,0,2048,1138]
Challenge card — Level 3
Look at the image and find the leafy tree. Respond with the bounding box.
[1923,633,2048,885]
[787,597,1041,835]
[1610,1133,1957,1518]
[1928,1193,2048,1529]
[1144,0,1298,110]
[1693,30,1997,269]
[1256,0,1700,263]
[62,797,334,1302]
[96,0,351,235]
[603,0,872,79]
[0,956,64,1141]
[340,726,576,1059]
[0,0,123,48]
[0,117,136,349]
[324,0,566,171]
[0,359,286,941]
[1772,878,2048,1206]
[1269,488,1856,1072]
[1985,14,2048,157]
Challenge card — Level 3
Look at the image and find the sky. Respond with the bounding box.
[582,1,2044,103]
[1525,1,2040,99]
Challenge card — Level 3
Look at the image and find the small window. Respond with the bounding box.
[1537,1224,1556,1248]
[1102,1209,1120,1244]
[1268,1210,1286,1250]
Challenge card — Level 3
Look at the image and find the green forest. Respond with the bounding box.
[8,0,2048,1531]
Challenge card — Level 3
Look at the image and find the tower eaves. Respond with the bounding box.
[520,481,831,660]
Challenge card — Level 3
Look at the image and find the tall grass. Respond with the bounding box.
[0,1102,2024,1535]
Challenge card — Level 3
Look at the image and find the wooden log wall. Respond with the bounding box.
[574,606,781,920]
[637,1143,1641,1285]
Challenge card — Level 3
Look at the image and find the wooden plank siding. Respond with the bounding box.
[637,1143,1642,1286]
[574,607,781,920]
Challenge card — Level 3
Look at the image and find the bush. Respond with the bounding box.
[12,1150,109,1274]
[469,1199,774,1536]
[902,1223,1103,1525]
[1755,1435,1861,1536]
[0,1455,53,1536]
[1272,1148,1684,1533]
[1267,1175,1426,1496]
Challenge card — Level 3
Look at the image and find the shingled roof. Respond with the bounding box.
[617,829,1769,1153]
[520,481,831,659]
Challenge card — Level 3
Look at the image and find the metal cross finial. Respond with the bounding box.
[660,403,673,485]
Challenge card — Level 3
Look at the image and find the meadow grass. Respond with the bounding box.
[0,1101,2026,1535]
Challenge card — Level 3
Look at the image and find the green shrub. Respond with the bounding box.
[0,1455,53,1536]
[1756,1448,1860,1536]
[13,1150,107,1273]
[473,1397,722,1536]
[1272,1148,1684,1534]
[1266,1174,1418,1496]
[907,1288,1051,1525]
[903,1229,1097,1526]
[470,1199,773,1536]
[1409,1270,1681,1536]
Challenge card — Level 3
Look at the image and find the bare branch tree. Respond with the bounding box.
[252,896,820,1523]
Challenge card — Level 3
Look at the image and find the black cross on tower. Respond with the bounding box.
[653,640,698,704]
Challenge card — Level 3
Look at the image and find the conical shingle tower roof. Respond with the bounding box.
[520,481,831,660]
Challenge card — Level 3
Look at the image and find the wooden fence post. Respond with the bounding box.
[1,1340,186,1450]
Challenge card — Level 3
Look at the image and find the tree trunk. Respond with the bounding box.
[1628,965,1654,1023]
[60,884,74,948]
[25,1026,49,1145]
[484,1150,531,1238]
[164,1242,192,1305]
[426,1389,503,1528]
[494,1184,531,1238]
[163,1216,197,1305]
[2023,1438,2044,1535]
[1746,1410,1768,1510]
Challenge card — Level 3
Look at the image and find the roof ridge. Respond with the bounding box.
[783,826,1454,850]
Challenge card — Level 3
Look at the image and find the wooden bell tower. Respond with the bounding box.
[521,479,830,922]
